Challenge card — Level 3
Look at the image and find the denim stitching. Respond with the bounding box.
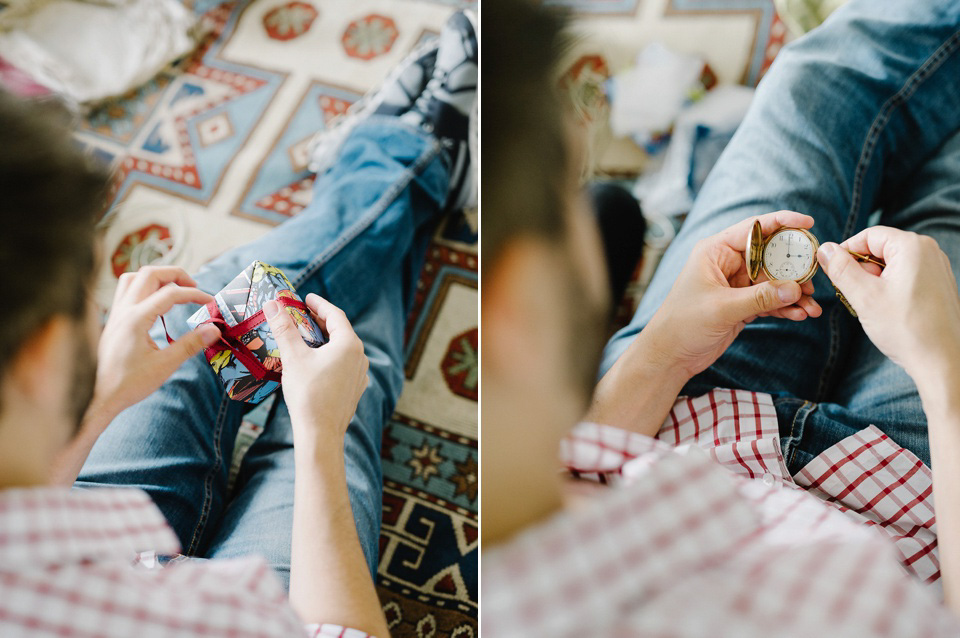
[816,298,844,401]
[786,400,814,470]
[186,394,230,555]
[291,132,442,289]
[816,29,960,398]
[843,29,960,239]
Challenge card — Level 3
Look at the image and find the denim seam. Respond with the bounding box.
[186,394,230,555]
[785,400,813,470]
[290,133,442,289]
[843,28,960,239]
[816,296,844,401]
[816,29,960,399]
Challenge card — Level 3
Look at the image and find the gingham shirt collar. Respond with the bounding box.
[0,486,180,568]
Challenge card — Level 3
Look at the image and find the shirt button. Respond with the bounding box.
[762,473,776,487]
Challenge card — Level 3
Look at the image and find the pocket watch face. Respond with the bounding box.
[763,228,817,282]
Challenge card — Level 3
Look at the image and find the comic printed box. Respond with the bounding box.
[186,261,325,404]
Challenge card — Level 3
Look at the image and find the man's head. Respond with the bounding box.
[0,93,108,485]
[481,0,610,542]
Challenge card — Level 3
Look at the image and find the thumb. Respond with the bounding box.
[263,299,305,359]
[156,323,220,373]
[818,242,874,308]
[723,280,801,322]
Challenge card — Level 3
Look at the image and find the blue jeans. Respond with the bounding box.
[76,117,449,587]
[601,0,960,473]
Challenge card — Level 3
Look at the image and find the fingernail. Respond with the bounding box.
[818,243,837,263]
[199,324,220,346]
[777,283,796,303]
[264,300,279,319]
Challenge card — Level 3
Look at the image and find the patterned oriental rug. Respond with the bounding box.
[73,1,477,636]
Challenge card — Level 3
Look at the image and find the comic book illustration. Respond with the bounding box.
[186,261,325,404]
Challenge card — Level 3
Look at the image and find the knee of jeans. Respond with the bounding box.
[761,42,844,114]
[366,345,404,408]
[767,6,904,114]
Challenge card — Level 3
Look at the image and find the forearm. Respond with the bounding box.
[585,328,689,437]
[49,403,115,486]
[289,437,389,638]
[916,360,960,613]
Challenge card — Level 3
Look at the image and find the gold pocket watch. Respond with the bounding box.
[745,220,884,317]
[745,221,820,284]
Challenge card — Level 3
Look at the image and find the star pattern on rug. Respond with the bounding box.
[409,441,444,482]
[451,457,477,503]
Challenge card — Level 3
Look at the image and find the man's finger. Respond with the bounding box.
[358,372,370,396]
[305,293,356,341]
[838,226,906,263]
[817,242,878,310]
[264,299,307,358]
[860,262,884,277]
[128,266,200,301]
[779,305,809,322]
[155,324,221,375]
[716,211,815,253]
[721,279,803,323]
[115,271,136,297]
[137,286,213,324]
[796,294,822,318]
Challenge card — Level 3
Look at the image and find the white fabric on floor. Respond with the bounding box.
[0,0,196,104]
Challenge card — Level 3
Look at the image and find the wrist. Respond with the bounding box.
[292,423,346,467]
[632,325,693,389]
[914,351,960,420]
[79,394,120,437]
[587,328,689,435]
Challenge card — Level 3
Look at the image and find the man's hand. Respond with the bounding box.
[643,210,823,380]
[92,266,219,424]
[266,294,388,636]
[818,227,960,388]
[821,230,960,618]
[587,211,822,435]
[52,266,218,486]
[263,293,369,454]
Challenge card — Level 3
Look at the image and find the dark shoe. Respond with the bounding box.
[401,10,478,210]
[307,39,439,175]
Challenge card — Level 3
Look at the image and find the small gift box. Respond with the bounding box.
[186,260,325,404]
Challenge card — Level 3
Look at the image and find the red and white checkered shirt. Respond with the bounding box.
[0,487,371,637]
[483,388,957,637]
